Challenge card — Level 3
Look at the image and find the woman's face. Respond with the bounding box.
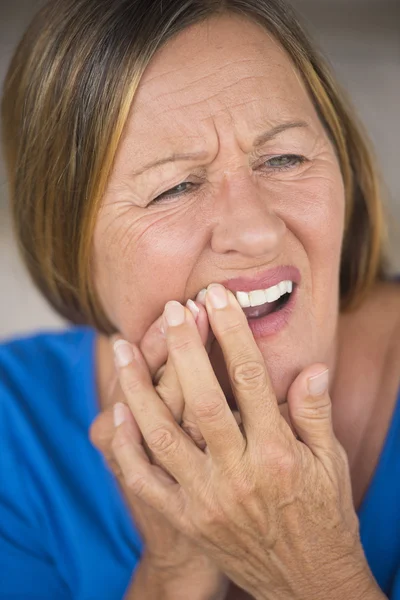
[93,14,345,404]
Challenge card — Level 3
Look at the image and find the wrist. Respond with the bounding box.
[252,555,385,600]
[143,552,229,600]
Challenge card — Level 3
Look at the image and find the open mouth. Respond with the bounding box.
[242,287,293,320]
[195,272,299,339]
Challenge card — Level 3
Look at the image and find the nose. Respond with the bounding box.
[210,172,286,258]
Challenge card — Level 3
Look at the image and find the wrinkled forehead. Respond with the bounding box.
[125,14,318,151]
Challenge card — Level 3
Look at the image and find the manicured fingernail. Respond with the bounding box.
[164,301,185,327]
[114,402,127,427]
[113,340,134,368]
[195,288,207,305]
[186,299,200,321]
[207,283,228,309]
[308,369,329,396]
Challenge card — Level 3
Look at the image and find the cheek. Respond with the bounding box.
[284,171,345,252]
[92,203,205,341]
[278,169,345,292]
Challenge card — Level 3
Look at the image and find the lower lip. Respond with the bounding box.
[246,285,297,339]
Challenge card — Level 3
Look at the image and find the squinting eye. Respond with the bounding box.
[151,181,196,204]
[150,154,307,205]
[264,154,307,170]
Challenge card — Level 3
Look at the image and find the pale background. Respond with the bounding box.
[0,0,399,340]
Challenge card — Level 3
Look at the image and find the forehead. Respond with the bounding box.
[125,14,317,150]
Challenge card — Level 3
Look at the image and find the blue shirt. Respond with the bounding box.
[0,327,399,599]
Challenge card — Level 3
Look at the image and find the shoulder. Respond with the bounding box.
[0,325,96,367]
[0,326,98,429]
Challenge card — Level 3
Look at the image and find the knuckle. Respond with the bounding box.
[169,337,195,355]
[259,439,296,474]
[219,319,243,336]
[123,373,144,397]
[297,399,332,422]
[147,425,180,457]
[125,470,148,496]
[193,392,225,423]
[274,450,297,474]
[230,358,267,391]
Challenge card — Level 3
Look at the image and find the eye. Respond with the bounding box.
[150,154,307,205]
[151,181,196,204]
[263,154,307,171]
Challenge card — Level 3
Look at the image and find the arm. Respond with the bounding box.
[124,552,228,600]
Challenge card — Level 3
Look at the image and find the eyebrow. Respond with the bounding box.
[253,120,309,147]
[131,120,309,177]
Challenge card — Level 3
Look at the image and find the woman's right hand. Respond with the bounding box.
[90,300,230,599]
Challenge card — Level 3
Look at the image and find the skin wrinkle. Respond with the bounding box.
[93,14,344,406]
[134,116,320,196]
[155,74,280,106]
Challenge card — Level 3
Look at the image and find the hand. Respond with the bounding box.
[90,302,229,598]
[111,284,378,600]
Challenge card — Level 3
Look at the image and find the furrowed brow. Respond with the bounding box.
[130,151,209,178]
[131,121,309,177]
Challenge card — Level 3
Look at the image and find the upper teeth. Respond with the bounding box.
[235,280,293,308]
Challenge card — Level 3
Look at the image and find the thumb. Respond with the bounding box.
[287,364,335,457]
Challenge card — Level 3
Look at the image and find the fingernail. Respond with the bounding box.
[113,340,135,368]
[186,299,200,321]
[207,283,228,309]
[164,301,185,327]
[195,288,207,305]
[308,369,329,397]
[114,402,127,427]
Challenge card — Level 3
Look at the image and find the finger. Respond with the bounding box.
[112,402,184,521]
[113,339,206,489]
[89,380,143,475]
[89,376,172,476]
[155,301,211,448]
[141,301,210,379]
[204,284,282,438]
[286,364,337,457]
[163,301,245,465]
[157,357,209,450]
[137,314,168,377]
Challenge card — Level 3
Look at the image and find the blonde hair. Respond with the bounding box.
[1,0,387,334]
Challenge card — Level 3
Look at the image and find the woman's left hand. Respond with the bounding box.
[112,284,380,600]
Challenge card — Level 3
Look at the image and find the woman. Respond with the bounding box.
[1,0,399,598]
